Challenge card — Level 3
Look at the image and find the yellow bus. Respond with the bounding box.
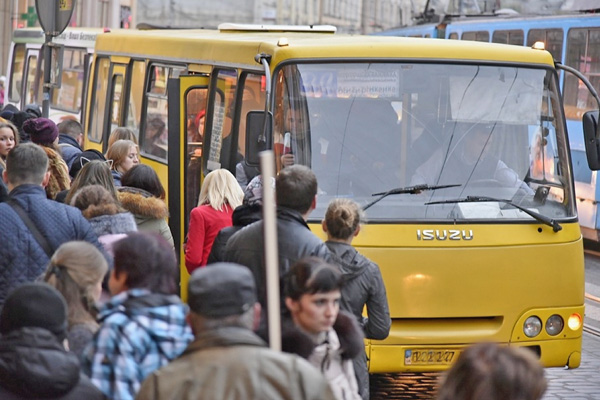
[83,24,589,373]
[5,27,100,122]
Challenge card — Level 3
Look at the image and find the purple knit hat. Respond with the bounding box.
[23,118,59,145]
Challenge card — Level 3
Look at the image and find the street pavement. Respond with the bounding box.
[543,332,600,400]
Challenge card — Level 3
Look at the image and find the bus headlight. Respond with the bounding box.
[524,316,542,337]
[567,313,582,331]
[545,315,564,336]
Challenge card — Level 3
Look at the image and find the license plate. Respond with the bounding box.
[404,349,458,365]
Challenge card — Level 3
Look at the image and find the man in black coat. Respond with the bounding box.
[224,165,331,338]
[0,143,105,305]
[0,283,104,399]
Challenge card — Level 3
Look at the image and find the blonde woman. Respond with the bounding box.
[0,120,18,201]
[185,169,243,273]
[105,139,139,186]
[44,241,109,357]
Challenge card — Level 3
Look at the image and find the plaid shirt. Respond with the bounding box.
[82,289,193,400]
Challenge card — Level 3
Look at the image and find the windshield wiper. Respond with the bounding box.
[425,195,562,232]
[363,184,461,211]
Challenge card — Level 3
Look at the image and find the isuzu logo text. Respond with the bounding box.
[416,229,474,240]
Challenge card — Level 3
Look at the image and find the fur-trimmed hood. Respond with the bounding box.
[117,186,169,220]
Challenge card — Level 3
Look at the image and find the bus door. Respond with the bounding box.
[167,74,209,297]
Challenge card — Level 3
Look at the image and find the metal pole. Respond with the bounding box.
[260,151,280,351]
[42,34,52,118]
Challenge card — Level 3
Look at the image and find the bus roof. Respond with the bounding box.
[93,27,556,68]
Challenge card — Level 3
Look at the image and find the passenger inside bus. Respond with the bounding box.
[144,116,168,159]
[278,106,311,169]
[410,121,533,194]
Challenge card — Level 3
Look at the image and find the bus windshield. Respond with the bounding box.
[274,62,575,222]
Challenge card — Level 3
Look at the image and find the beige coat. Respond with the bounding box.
[136,327,336,400]
[118,187,174,247]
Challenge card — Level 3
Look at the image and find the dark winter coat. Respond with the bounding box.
[326,241,391,400]
[224,207,331,328]
[0,184,104,305]
[58,134,82,169]
[0,164,8,203]
[0,327,104,399]
[282,311,364,400]
[207,203,262,264]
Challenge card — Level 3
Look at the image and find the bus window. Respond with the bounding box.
[235,72,265,186]
[125,60,146,140]
[109,73,124,133]
[564,28,600,119]
[51,47,87,114]
[527,29,563,61]
[88,57,110,143]
[448,32,458,40]
[24,50,42,106]
[206,69,238,172]
[185,86,208,231]
[140,64,184,162]
[492,30,524,45]
[462,31,489,42]
[8,44,25,103]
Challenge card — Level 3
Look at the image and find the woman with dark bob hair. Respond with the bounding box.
[283,257,364,400]
[117,164,173,246]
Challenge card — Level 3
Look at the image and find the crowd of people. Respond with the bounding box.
[0,104,548,400]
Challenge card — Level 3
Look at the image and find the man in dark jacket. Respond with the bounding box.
[224,165,331,338]
[0,283,104,399]
[57,120,83,169]
[137,263,335,400]
[0,143,105,305]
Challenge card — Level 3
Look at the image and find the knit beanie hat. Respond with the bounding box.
[23,117,59,145]
[243,175,275,206]
[0,283,68,341]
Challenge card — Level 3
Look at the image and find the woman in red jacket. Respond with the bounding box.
[185,169,243,273]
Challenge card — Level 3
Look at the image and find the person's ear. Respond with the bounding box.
[2,170,7,185]
[285,297,298,313]
[252,303,261,331]
[186,313,196,335]
[321,219,328,233]
[354,225,361,237]
[311,195,317,210]
[41,171,51,187]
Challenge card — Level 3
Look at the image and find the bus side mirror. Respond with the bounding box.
[245,111,272,167]
[583,110,600,170]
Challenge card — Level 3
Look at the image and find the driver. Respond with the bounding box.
[411,122,532,194]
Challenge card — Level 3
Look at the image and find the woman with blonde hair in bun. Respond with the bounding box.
[322,198,391,400]
[43,241,109,357]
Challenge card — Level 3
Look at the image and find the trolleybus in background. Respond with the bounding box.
[83,24,594,374]
[378,13,600,241]
[4,27,100,122]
